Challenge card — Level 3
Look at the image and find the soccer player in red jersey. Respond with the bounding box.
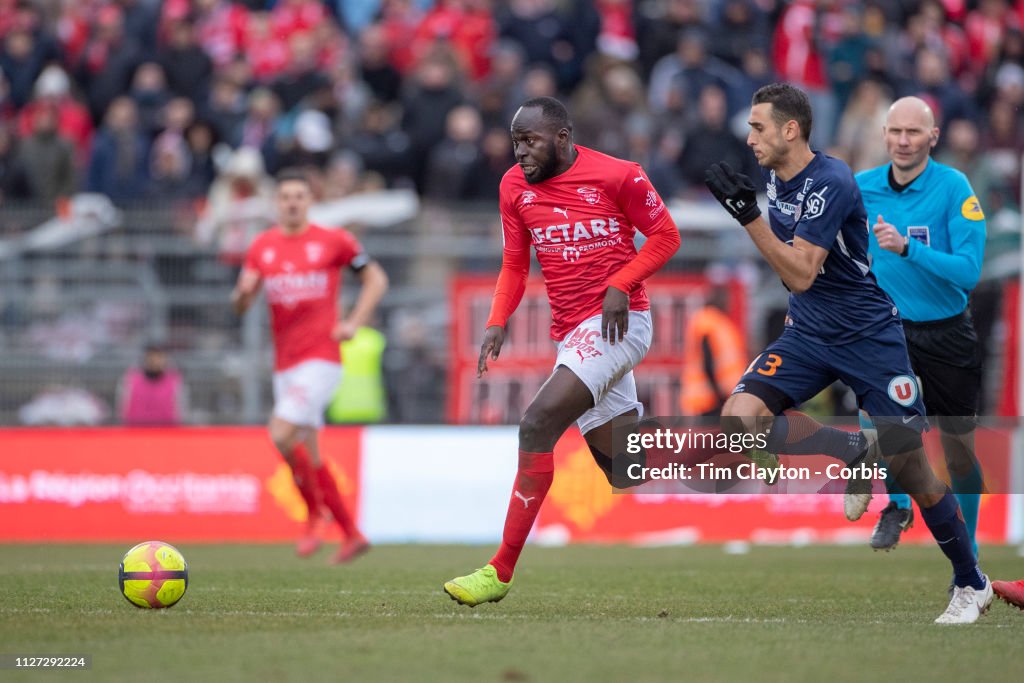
[232,168,388,563]
[443,97,681,606]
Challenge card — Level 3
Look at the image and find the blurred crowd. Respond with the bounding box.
[2,0,1022,425]
[0,0,1020,222]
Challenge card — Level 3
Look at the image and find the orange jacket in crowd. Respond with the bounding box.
[679,305,747,416]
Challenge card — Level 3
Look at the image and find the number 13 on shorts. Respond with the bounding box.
[746,353,783,377]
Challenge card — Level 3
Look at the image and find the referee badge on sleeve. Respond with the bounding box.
[961,195,985,221]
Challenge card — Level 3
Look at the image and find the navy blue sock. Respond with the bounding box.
[919,492,985,589]
[765,411,867,464]
[951,464,983,557]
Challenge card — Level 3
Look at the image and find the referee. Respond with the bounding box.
[854,96,987,556]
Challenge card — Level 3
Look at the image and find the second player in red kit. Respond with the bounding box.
[233,169,388,564]
[444,97,680,607]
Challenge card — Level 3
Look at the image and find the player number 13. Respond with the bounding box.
[747,353,783,377]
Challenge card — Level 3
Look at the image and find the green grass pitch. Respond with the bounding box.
[1,543,1021,682]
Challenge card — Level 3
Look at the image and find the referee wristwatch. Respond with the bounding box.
[900,235,909,257]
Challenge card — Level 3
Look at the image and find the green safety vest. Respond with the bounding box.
[326,326,387,423]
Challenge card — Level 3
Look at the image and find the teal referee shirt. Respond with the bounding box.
[856,159,986,322]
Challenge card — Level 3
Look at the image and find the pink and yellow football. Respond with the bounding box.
[118,541,189,609]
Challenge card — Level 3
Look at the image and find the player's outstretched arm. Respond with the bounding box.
[231,269,262,315]
[480,181,532,375]
[705,162,827,293]
[478,244,528,375]
[478,258,526,376]
[334,260,388,341]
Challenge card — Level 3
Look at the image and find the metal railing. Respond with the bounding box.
[1,196,1016,425]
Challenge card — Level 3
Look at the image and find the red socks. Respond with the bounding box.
[315,464,360,539]
[289,444,321,525]
[288,443,360,540]
[490,450,554,583]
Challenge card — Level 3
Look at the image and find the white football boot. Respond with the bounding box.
[934,575,993,624]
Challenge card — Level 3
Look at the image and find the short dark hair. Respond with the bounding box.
[752,83,813,142]
[275,167,311,187]
[519,96,572,133]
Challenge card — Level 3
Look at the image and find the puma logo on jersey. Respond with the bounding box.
[514,490,535,508]
[553,207,569,219]
[633,173,646,183]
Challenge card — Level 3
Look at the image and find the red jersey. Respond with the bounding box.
[772,0,828,88]
[243,225,364,371]
[497,145,675,340]
[271,0,329,40]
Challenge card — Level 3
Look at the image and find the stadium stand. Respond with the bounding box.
[0,0,1019,424]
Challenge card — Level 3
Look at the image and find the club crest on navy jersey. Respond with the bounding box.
[802,186,829,221]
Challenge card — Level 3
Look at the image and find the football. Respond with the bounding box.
[118,541,189,609]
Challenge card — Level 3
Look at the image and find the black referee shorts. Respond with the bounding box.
[902,310,981,434]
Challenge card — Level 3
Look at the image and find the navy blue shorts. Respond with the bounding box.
[733,322,926,431]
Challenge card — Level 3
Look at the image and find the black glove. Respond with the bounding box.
[704,162,761,226]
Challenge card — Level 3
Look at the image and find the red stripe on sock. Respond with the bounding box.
[490,450,554,583]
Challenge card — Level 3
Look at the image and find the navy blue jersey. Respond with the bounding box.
[762,152,898,345]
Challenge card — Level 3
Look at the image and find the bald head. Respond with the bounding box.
[884,96,939,182]
[887,96,935,129]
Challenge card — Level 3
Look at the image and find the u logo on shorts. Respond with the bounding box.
[887,375,918,407]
